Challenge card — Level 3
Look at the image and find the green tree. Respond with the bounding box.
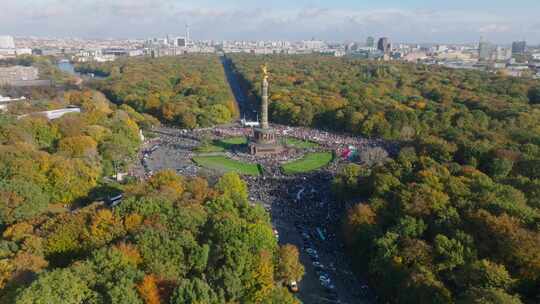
[15,268,98,304]
[170,278,219,304]
[216,172,248,203]
[458,287,523,304]
[0,179,49,226]
[528,85,540,104]
[434,234,466,272]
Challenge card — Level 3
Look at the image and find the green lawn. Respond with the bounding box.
[193,155,261,176]
[282,137,319,149]
[195,136,247,153]
[220,136,248,145]
[281,152,333,174]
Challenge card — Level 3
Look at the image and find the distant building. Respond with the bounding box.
[377,37,391,54]
[0,49,16,59]
[185,24,191,46]
[302,40,325,50]
[0,36,15,49]
[32,48,61,56]
[495,47,512,61]
[0,66,39,85]
[478,39,495,61]
[512,41,527,54]
[102,48,130,56]
[175,37,186,47]
[366,36,375,48]
[15,48,32,56]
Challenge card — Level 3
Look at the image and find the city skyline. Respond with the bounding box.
[1,0,540,44]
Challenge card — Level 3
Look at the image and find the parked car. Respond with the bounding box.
[288,281,299,293]
[312,261,324,270]
[319,274,331,284]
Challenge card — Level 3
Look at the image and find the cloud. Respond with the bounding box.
[479,24,511,33]
[0,1,538,43]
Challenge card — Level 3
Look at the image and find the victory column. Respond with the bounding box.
[249,64,283,155]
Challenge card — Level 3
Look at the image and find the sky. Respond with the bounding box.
[1,0,540,44]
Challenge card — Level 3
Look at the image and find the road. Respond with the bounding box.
[221,56,258,121]
[246,173,375,304]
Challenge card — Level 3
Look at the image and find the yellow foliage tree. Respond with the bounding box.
[137,274,161,304]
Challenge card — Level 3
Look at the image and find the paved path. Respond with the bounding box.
[221,56,258,120]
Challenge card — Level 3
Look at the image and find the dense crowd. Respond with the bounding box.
[245,172,375,304]
[124,122,389,304]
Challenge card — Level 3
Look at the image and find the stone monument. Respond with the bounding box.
[249,64,283,155]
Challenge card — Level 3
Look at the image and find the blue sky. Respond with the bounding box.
[1,0,539,43]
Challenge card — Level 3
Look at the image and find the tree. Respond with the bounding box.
[186,177,210,202]
[0,179,49,225]
[528,85,540,104]
[47,158,100,204]
[216,172,248,203]
[137,274,161,304]
[277,244,304,283]
[458,287,523,304]
[135,229,196,280]
[332,163,365,201]
[401,267,453,304]
[359,147,389,166]
[170,278,219,304]
[208,104,232,124]
[460,259,515,290]
[265,287,301,304]
[85,209,124,247]
[145,169,185,201]
[434,234,466,272]
[106,277,143,304]
[247,250,275,303]
[15,268,98,304]
[57,135,98,158]
[488,158,514,179]
[344,204,378,247]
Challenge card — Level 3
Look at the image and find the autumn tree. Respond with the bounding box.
[277,244,304,283]
[137,274,161,304]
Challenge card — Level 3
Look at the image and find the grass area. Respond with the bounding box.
[195,136,247,153]
[195,144,225,153]
[281,152,333,175]
[281,137,319,149]
[193,155,261,176]
[220,136,248,145]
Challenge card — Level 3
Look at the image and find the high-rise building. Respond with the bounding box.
[478,39,495,61]
[0,36,15,49]
[377,37,391,54]
[176,37,186,47]
[186,24,190,46]
[512,41,526,54]
[366,36,375,48]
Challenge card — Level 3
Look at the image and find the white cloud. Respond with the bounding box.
[479,24,511,33]
[0,1,538,43]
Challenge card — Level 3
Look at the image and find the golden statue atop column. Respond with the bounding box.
[261,64,269,81]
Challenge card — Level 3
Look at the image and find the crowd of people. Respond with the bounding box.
[126,124,385,303]
[245,172,374,304]
[130,122,396,182]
